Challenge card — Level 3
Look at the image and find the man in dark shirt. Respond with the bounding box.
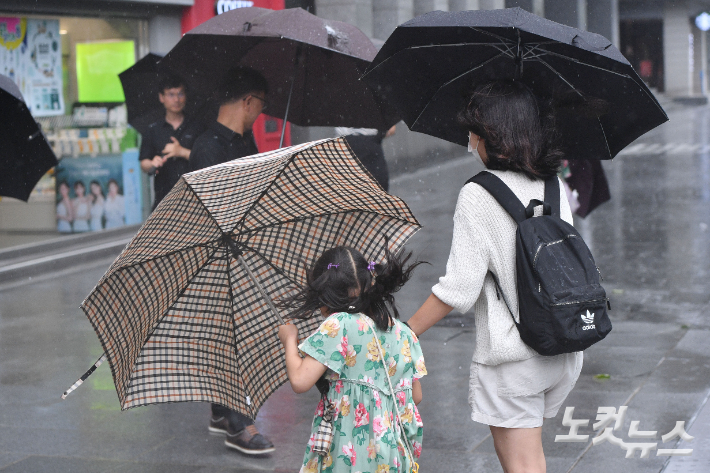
[140,75,204,208]
[191,67,275,456]
[189,67,266,172]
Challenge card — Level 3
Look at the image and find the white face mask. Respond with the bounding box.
[468,133,482,163]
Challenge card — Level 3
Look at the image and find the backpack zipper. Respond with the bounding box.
[550,298,608,307]
[532,234,579,292]
[532,234,578,271]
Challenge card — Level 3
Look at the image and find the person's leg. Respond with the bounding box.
[489,425,546,473]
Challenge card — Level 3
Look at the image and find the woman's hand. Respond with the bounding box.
[278,323,298,346]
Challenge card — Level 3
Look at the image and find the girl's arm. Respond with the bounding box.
[407,293,453,336]
[412,378,422,405]
[278,324,327,394]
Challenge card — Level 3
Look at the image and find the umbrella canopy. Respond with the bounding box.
[160,7,398,130]
[362,7,668,161]
[0,74,58,202]
[118,53,215,136]
[78,138,420,416]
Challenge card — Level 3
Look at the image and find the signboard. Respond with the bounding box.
[0,17,64,116]
[76,41,135,103]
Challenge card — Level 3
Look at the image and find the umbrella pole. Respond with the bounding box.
[279,77,295,149]
[236,254,285,325]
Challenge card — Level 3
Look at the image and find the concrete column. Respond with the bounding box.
[532,0,543,17]
[587,0,619,46]
[373,0,414,40]
[316,0,374,38]
[148,13,182,55]
[449,0,503,11]
[414,0,448,17]
[663,2,693,96]
[545,0,585,29]
[505,0,533,12]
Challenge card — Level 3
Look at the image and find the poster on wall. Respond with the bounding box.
[55,155,127,233]
[0,17,64,116]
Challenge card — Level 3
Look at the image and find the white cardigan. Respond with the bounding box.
[432,170,574,366]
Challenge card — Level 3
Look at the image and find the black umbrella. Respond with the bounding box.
[0,74,58,202]
[160,7,398,145]
[118,53,215,136]
[362,7,668,161]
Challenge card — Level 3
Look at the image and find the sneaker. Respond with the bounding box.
[208,415,231,435]
[225,424,275,455]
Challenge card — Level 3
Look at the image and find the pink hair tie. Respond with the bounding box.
[367,261,376,271]
[327,263,339,270]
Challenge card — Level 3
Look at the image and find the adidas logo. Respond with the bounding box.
[581,310,595,330]
[581,310,594,324]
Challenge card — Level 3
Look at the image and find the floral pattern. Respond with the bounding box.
[298,313,426,473]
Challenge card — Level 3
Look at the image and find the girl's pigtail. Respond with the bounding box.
[363,245,426,331]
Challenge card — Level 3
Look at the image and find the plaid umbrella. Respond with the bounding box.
[68,138,420,417]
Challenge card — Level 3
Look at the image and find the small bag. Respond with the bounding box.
[311,378,336,456]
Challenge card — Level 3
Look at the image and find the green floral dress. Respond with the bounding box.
[297,312,427,473]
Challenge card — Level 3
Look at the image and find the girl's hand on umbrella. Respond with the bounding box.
[278,323,299,346]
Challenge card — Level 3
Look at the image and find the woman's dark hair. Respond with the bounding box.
[280,245,425,331]
[458,79,563,180]
[73,180,85,191]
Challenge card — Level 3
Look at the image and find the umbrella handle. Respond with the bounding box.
[279,77,294,148]
[236,254,285,325]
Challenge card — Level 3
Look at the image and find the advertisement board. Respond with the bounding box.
[54,150,142,233]
[0,17,64,116]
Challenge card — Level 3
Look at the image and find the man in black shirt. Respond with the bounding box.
[189,68,266,172]
[191,67,275,456]
[140,75,204,208]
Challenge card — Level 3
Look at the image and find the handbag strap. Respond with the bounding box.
[363,317,419,473]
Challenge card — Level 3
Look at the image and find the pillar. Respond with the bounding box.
[149,14,182,55]
[587,0,619,47]
[505,0,533,11]
[449,0,503,11]
[414,0,448,17]
[373,0,414,40]
[544,0,585,29]
[663,1,693,96]
[315,0,374,37]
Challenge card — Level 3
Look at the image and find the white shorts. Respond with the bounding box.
[469,352,583,429]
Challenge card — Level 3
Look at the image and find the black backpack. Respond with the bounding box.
[466,171,612,356]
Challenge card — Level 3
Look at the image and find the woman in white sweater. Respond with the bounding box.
[407,80,581,473]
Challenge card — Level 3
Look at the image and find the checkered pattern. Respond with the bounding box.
[81,137,420,416]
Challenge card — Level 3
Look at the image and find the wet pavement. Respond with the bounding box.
[1,104,710,472]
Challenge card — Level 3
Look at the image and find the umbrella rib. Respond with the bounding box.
[231,151,300,236]
[237,209,419,239]
[132,244,223,355]
[531,46,634,79]
[534,58,585,97]
[410,51,508,129]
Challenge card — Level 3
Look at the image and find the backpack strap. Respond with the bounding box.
[466,171,526,223]
[544,175,561,218]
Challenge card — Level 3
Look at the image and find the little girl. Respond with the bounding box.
[278,246,427,473]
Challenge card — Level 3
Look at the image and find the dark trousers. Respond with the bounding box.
[211,403,253,432]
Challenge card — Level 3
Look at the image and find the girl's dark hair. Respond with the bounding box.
[280,245,425,331]
[458,79,563,180]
